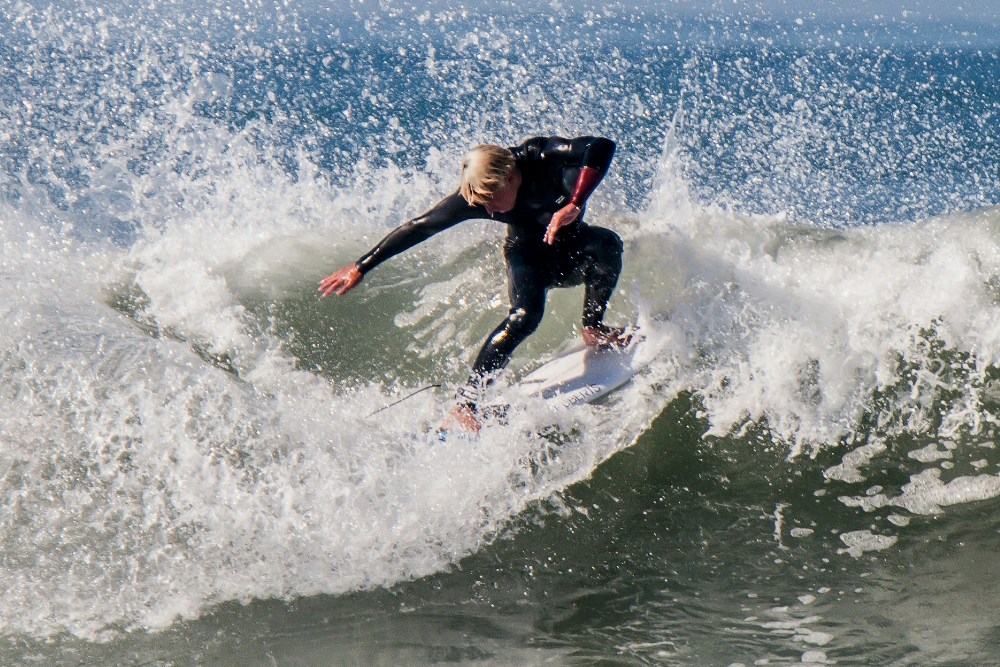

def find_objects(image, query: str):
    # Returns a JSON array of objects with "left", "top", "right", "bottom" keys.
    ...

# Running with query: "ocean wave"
[{"left": 1, "top": 0, "right": 999, "bottom": 642}]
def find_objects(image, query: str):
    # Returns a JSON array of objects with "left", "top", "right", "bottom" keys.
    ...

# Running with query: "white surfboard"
[
  {"left": 513, "top": 339, "right": 646, "bottom": 410},
  {"left": 401, "top": 337, "right": 652, "bottom": 443}
]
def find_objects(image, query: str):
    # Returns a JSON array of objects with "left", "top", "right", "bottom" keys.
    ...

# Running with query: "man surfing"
[{"left": 319, "top": 135, "right": 630, "bottom": 432}]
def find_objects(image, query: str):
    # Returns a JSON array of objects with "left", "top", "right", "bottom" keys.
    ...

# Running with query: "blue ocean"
[{"left": 1, "top": 1, "right": 999, "bottom": 664}]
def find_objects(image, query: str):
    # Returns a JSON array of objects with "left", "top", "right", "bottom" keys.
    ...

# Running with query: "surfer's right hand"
[{"left": 319, "top": 264, "right": 363, "bottom": 298}]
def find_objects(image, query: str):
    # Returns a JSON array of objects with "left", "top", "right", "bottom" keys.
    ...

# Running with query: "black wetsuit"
[{"left": 354, "top": 135, "right": 622, "bottom": 408}]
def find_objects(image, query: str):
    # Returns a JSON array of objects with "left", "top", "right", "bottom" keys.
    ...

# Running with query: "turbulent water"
[{"left": 1, "top": 1, "right": 999, "bottom": 664}]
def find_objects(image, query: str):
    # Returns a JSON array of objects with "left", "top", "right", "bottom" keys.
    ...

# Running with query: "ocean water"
[{"left": 1, "top": 0, "right": 999, "bottom": 664}]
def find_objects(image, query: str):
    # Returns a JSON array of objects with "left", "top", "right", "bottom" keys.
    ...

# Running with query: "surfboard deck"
[
  {"left": 512, "top": 338, "right": 646, "bottom": 410},
  {"left": 410, "top": 337, "right": 650, "bottom": 443}
]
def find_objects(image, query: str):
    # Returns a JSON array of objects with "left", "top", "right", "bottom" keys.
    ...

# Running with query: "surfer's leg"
[
  {"left": 470, "top": 267, "right": 546, "bottom": 377},
  {"left": 579, "top": 226, "right": 623, "bottom": 328},
  {"left": 457, "top": 249, "right": 548, "bottom": 409}
]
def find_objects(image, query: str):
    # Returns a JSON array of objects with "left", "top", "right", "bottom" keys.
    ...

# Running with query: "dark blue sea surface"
[{"left": 1, "top": 1, "right": 999, "bottom": 664}]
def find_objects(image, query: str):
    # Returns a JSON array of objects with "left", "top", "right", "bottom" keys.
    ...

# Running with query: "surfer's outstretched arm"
[{"left": 319, "top": 193, "right": 478, "bottom": 298}]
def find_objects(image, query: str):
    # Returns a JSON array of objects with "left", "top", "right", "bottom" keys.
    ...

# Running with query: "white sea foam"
[
  {"left": 837, "top": 530, "right": 899, "bottom": 557},
  {"left": 5, "top": 118, "right": 1000, "bottom": 637},
  {"left": 840, "top": 469, "right": 1000, "bottom": 516},
  {"left": 638, "top": 156, "right": 1000, "bottom": 457},
  {"left": 0, "top": 148, "right": 675, "bottom": 639}
]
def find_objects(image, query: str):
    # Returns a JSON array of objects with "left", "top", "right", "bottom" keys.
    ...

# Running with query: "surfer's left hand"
[{"left": 544, "top": 203, "right": 581, "bottom": 245}]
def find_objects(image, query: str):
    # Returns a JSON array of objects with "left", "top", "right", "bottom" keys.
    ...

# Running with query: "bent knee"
[
  {"left": 589, "top": 227, "right": 624, "bottom": 257},
  {"left": 506, "top": 306, "right": 543, "bottom": 335}
]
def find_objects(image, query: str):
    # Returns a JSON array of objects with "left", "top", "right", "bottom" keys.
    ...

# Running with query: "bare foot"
[
  {"left": 440, "top": 405, "right": 481, "bottom": 435},
  {"left": 583, "top": 325, "right": 634, "bottom": 350}
]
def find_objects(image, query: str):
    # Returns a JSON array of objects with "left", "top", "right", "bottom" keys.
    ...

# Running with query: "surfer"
[{"left": 319, "top": 135, "right": 629, "bottom": 432}]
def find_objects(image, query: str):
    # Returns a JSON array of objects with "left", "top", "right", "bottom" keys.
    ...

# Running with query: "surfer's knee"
[
  {"left": 592, "top": 227, "right": 623, "bottom": 259},
  {"left": 506, "top": 306, "right": 543, "bottom": 336},
  {"left": 485, "top": 307, "right": 542, "bottom": 349},
  {"left": 583, "top": 229, "right": 623, "bottom": 283}
]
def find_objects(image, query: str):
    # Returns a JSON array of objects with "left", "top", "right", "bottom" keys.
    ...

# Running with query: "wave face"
[{"left": 0, "top": 0, "right": 999, "bottom": 650}]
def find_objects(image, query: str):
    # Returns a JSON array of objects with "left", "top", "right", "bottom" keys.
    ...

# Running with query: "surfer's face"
[{"left": 484, "top": 170, "right": 520, "bottom": 215}]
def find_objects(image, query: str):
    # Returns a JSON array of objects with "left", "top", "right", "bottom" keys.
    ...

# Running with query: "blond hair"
[{"left": 459, "top": 145, "right": 515, "bottom": 206}]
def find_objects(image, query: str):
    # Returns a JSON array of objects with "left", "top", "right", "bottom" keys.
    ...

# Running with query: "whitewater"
[{"left": 1, "top": 1, "right": 999, "bottom": 664}]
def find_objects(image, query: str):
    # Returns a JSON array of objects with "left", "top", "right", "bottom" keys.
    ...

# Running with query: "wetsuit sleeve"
[
  {"left": 567, "top": 136, "right": 615, "bottom": 206},
  {"left": 355, "top": 193, "right": 479, "bottom": 275},
  {"left": 571, "top": 135, "right": 616, "bottom": 173}
]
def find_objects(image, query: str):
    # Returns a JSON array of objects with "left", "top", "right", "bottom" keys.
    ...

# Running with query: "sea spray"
[{"left": 1, "top": 0, "right": 999, "bottom": 648}]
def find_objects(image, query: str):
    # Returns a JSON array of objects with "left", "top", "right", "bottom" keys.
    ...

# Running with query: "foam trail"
[{"left": 0, "top": 160, "right": 678, "bottom": 639}]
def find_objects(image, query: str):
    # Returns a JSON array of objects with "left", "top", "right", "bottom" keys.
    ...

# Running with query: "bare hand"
[
  {"left": 544, "top": 203, "right": 582, "bottom": 245},
  {"left": 319, "top": 264, "right": 363, "bottom": 298}
]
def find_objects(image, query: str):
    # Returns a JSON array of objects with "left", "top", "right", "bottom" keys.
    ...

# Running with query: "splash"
[{"left": 0, "top": 0, "right": 998, "bottom": 642}]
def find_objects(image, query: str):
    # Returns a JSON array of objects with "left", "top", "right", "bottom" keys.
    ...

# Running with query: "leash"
[{"left": 366, "top": 383, "right": 442, "bottom": 417}]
